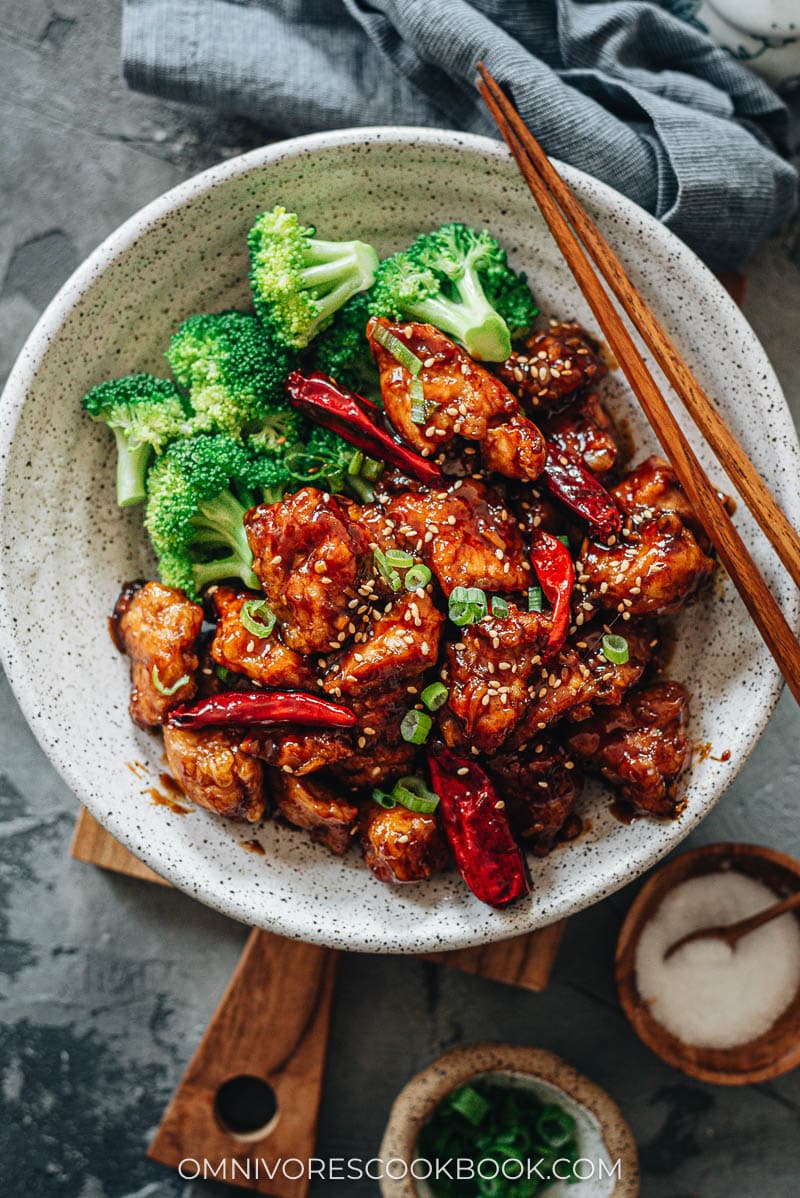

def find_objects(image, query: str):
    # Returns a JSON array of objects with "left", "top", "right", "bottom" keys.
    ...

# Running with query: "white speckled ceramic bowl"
[
  {"left": 1, "top": 129, "right": 798, "bottom": 951},
  {"left": 378, "top": 1044, "right": 639, "bottom": 1196}
]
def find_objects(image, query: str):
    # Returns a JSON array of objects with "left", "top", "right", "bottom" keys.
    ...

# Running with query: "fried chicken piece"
[
  {"left": 323, "top": 590, "right": 443, "bottom": 697},
  {"left": 368, "top": 317, "right": 517, "bottom": 456},
  {"left": 269, "top": 770, "right": 358, "bottom": 854},
  {"left": 581, "top": 513, "right": 714, "bottom": 618},
  {"left": 360, "top": 801, "right": 450, "bottom": 883},
  {"left": 441, "top": 605, "right": 550, "bottom": 753},
  {"left": 544, "top": 392, "right": 621, "bottom": 477},
  {"left": 612, "top": 456, "right": 711, "bottom": 548},
  {"left": 163, "top": 725, "right": 266, "bottom": 822},
  {"left": 387, "top": 479, "right": 531, "bottom": 596},
  {"left": 481, "top": 413, "right": 547, "bottom": 482},
  {"left": 488, "top": 736, "right": 583, "bottom": 853},
  {"left": 241, "top": 728, "right": 351, "bottom": 778},
  {"left": 495, "top": 321, "right": 607, "bottom": 411},
  {"left": 112, "top": 580, "right": 203, "bottom": 727},
  {"left": 329, "top": 687, "right": 418, "bottom": 791},
  {"left": 564, "top": 681, "right": 690, "bottom": 816},
  {"left": 208, "top": 586, "right": 315, "bottom": 689},
  {"left": 244, "top": 487, "right": 369, "bottom": 655},
  {"left": 510, "top": 622, "right": 656, "bottom": 738}
]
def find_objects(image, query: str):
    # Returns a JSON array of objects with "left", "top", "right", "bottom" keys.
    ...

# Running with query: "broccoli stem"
[
  {"left": 190, "top": 490, "right": 259, "bottom": 590},
  {"left": 113, "top": 429, "right": 152, "bottom": 507},
  {"left": 404, "top": 289, "right": 511, "bottom": 362},
  {"left": 301, "top": 241, "right": 379, "bottom": 330}
]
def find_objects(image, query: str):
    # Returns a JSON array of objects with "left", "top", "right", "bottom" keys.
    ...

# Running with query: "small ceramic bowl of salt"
[{"left": 616, "top": 843, "right": 800, "bottom": 1085}]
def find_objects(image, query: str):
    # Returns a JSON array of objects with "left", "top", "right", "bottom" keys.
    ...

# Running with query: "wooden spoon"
[{"left": 663, "top": 891, "right": 800, "bottom": 960}]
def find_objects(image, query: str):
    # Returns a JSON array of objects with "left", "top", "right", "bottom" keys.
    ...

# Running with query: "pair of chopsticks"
[{"left": 477, "top": 63, "right": 800, "bottom": 705}]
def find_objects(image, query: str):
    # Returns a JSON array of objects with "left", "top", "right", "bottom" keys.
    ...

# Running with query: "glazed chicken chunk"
[
  {"left": 613, "top": 456, "right": 711, "bottom": 547},
  {"left": 565, "top": 681, "right": 691, "bottom": 816},
  {"left": 244, "top": 487, "right": 370, "bottom": 654},
  {"left": 208, "top": 586, "right": 315, "bottom": 689},
  {"left": 544, "top": 392, "right": 622, "bottom": 478},
  {"left": 163, "top": 725, "right": 266, "bottom": 822},
  {"left": 269, "top": 770, "right": 358, "bottom": 855},
  {"left": 242, "top": 727, "right": 350, "bottom": 778},
  {"left": 387, "top": 479, "right": 531, "bottom": 596},
  {"left": 360, "top": 801, "right": 450, "bottom": 884},
  {"left": 441, "top": 605, "right": 549, "bottom": 753},
  {"left": 329, "top": 688, "right": 418, "bottom": 791},
  {"left": 324, "top": 590, "right": 443, "bottom": 697},
  {"left": 488, "top": 736, "right": 583, "bottom": 854},
  {"left": 511, "top": 622, "right": 656, "bottom": 738},
  {"left": 495, "top": 320, "right": 607, "bottom": 411},
  {"left": 112, "top": 581, "right": 203, "bottom": 727}
]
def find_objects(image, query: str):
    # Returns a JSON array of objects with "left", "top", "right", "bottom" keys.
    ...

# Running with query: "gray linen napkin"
[{"left": 122, "top": 0, "right": 798, "bottom": 270}]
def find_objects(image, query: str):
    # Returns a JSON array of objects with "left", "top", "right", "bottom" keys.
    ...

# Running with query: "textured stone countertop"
[{"left": 2, "top": 4, "right": 800, "bottom": 1196}]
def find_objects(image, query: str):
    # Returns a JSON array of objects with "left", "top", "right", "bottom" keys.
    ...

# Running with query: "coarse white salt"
[{"left": 635, "top": 871, "right": 800, "bottom": 1049}]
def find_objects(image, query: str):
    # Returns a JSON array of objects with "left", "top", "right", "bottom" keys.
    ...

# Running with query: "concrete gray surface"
[{"left": 1, "top": 3, "right": 800, "bottom": 1195}]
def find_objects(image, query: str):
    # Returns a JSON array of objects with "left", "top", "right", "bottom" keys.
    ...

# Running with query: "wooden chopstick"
[
  {"left": 477, "top": 64, "right": 800, "bottom": 705},
  {"left": 478, "top": 65, "right": 800, "bottom": 594}
]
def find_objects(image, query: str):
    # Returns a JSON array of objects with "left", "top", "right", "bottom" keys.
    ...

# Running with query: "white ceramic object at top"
[
  {"left": 698, "top": 0, "right": 800, "bottom": 88},
  {"left": 0, "top": 129, "right": 798, "bottom": 952}
]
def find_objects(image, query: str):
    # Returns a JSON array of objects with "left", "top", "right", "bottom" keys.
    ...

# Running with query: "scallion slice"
[
  {"left": 421, "top": 682, "right": 449, "bottom": 711},
  {"left": 528, "top": 586, "right": 543, "bottom": 612},
  {"left": 214, "top": 665, "right": 230, "bottom": 682},
  {"left": 392, "top": 775, "right": 440, "bottom": 814},
  {"left": 535, "top": 1105, "right": 576, "bottom": 1149},
  {"left": 490, "top": 595, "right": 509, "bottom": 619},
  {"left": 371, "top": 322, "right": 423, "bottom": 376},
  {"left": 360, "top": 456, "right": 384, "bottom": 481},
  {"left": 465, "top": 587, "right": 488, "bottom": 619},
  {"left": 400, "top": 708, "right": 433, "bottom": 745},
  {"left": 370, "top": 788, "right": 397, "bottom": 809},
  {"left": 601, "top": 633, "right": 629, "bottom": 664},
  {"left": 373, "top": 547, "right": 402, "bottom": 592},
  {"left": 450, "top": 1085, "right": 490, "bottom": 1126},
  {"left": 385, "top": 548, "right": 414, "bottom": 570},
  {"left": 557, "top": 534, "right": 570, "bottom": 547},
  {"left": 347, "top": 449, "right": 364, "bottom": 476},
  {"left": 151, "top": 665, "right": 190, "bottom": 697},
  {"left": 410, "top": 382, "right": 427, "bottom": 426},
  {"left": 405, "top": 563, "right": 432, "bottom": 590},
  {"left": 240, "top": 598, "right": 276, "bottom": 639}
]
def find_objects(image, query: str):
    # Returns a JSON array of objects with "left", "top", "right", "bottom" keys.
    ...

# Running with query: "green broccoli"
[
  {"left": 145, "top": 433, "right": 288, "bottom": 598},
  {"left": 306, "top": 291, "right": 381, "bottom": 401},
  {"left": 370, "top": 223, "right": 537, "bottom": 361},
  {"left": 248, "top": 206, "right": 379, "bottom": 349},
  {"left": 283, "top": 425, "right": 381, "bottom": 504},
  {"left": 166, "top": 310, "right": 293, "bottom": 438},
  {"left": 81, "top": 374, "right": 188, "bottom": 508}
]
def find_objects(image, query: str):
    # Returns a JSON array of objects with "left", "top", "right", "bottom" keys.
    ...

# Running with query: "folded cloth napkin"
[{"left": 122, "top": 0, "right": 798, "bottom": 270}]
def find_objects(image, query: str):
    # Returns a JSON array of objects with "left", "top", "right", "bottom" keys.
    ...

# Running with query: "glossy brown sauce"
[
  {"left": 145, "top": 785, "right": 190, "bottom": 815},
  {"left": 242, "top": 839, "right": 266, "bottom": 855}
]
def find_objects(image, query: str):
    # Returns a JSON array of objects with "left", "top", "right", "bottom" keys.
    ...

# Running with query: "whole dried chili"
[
  {"left": 542, "top": 442, "right": 621, "bottom": 542},
  {"left": 530, "top": 529, "right": 575, "bottom": 659},
  {"left": 166, "top": 690, "right": 357, "bottom": 730},
  {"left": 286, "top": 371, "right": 444, "bottom": 487},
  {"left": 427, "top": 746, "right": 531, "bottom": 908}
]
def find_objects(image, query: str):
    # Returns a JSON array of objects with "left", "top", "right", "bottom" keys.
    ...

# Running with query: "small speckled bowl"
[
  {"left": 1, "top": 129, "right": 799, "bottom": 952},
  {"left": 378, "top": 1043, "right": 639, "bottom": 1196}
]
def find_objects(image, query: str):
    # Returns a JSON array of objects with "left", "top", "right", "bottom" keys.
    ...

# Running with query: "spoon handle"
[{"left": 728, "top": 890, "right": 800, "bottom": 946}]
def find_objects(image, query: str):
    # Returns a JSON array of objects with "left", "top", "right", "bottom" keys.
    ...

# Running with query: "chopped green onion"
[
  {"left": 360, "top": 456, "right": 384, "bottom": 481},
  {"left": 410, "top": 394, "right": 427, "bottom": 425},
  {"left": 528, "top": 586, "right": 543, "bottom": 612},
  {"left": 421, "top": 682, "right": 449, "bottom": 711},
  {"left": 151, "top": 665, "right": 190, "bottom": 697},
  {"left": 400, "top": 708, "right": 433, "bottom": 745},
  {"left": 392, "top": 776, "right": 440, "bottom": 814},
  {"left": 409, "top": 377, "right": 425, "bottom": 401},
  {"left": 326, "top": 467, "right": 345, "bottom": 493},
  {"left": 347, "top": 449, "right": 364, "bottom": 475},
  {"left": 405, "top": 563, "right": 432, "bottom": 590},
  {"left": 466, "top": 587, "right": 488, "bottom": 619},
  {"left": 448, "top": 585, "right": 488, "bottom": 627},
  {"left": 370, "top": 322, "right": 423, "bottom": 376},
  {"left": 450, "top": 1085, "right": 490, "bottom": 1126},
  {"left": 535, "top": 1105, "right": 575, "bottom": 1149},
  {"left": 214, "top": 665, "right": 230, "bottom": 682},
  {"left": 370, "top": 788, "right": 397, "bottom": 809},
  {"left": 385, "top": 549, "right": 414, "bottom": 569},
  {"left": 373, "top": 548, "right": 402, "bottom": 592},
  {"left": 601, "top": 633, "right": 629, "bottom": 664},
  {"left": 240, "top": 598, "right": 276, "bottom": 639},
  {"left": 491, "top": 595, "right": 509, "bottom": 619},
  {"left": 557, "top": 534, "right": 570, "bottom": 547}
]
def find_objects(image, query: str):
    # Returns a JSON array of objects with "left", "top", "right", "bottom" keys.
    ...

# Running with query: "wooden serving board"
[{"left": 71, "top": 807, "right": 564, "bottom": 1195}]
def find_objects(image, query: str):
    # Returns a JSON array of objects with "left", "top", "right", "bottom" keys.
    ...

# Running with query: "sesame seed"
[{"left": 457, "top": 767, "right": 469, "bottom": 776}]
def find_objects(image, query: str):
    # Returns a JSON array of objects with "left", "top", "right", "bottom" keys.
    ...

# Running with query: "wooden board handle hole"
[{"left": 214, "top": 1074, "right": 280, "bottom": 1142}]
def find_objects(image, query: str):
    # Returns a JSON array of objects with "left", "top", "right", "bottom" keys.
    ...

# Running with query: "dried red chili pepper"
[
  {"left": 530, "top": 529, "right": 575, "bottom": 659},
  {"left": 286, "top": 371, "right": 444, "bottom": 487},
  {"left": 427, "top": 746, "right": 531, "bottom": 908},
  {"left": 166, "top": 690, "right": 357, "bottom": 730},
  {"left": 542, "top": 442, "right": 621, "bottom": 541}
]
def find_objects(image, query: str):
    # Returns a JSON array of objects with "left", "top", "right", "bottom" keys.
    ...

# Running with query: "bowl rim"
[
  {"left": 0, "top": 125, "right": 797, "bottom": 951},
  {"left": 615, "top": 842, "right": 800, "bottom": 1084}
]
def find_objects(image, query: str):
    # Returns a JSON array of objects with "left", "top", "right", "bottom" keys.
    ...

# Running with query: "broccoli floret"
[
  {"left": 166, "top": 311, "right": 292, "bottom": 438},
  {"left": 284, "top": 425, "right": 380, "bottom": 504},
  {"left": 145, "top": 433, "right": 281, "bottom": 598},
  {"left": 248, "top": 206, "right": 379, "bottom": 349},
  {"left": 370, "top": 223, "right": 536, "bottom": 361},
  {"left": 81, "top": 374, "right": 188, "bottom": 507},
  {"left": 306, "top": 292, "right": 381, "bottom": 401},
  {"left": 248, "top": 405, "right": 306, "bottom": 454}
]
